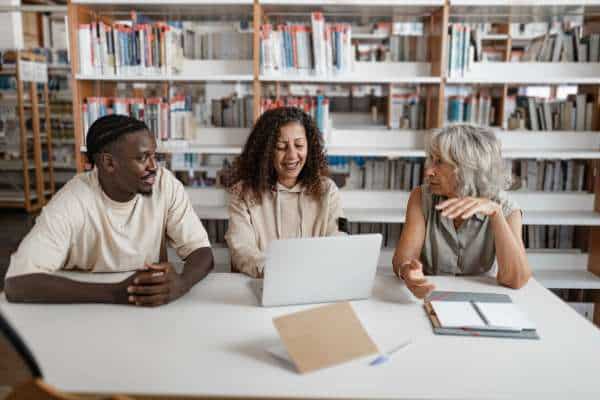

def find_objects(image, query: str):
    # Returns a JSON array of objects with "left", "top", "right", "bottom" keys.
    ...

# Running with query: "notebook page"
[
  {"left": 473, "top": 302, "right": 536, "bottom": 331},
  {"left": 430, "top": 301, "right": 486, "bottom": 329}
]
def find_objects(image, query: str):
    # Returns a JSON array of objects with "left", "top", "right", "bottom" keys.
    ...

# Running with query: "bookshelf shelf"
[
  {"left": 156, "top": 127, "right": 248, "bottom": 154},
  {"left": 377, "top": 247, "right": 600, "bottom": 288},
  {"left": 73, "top": 0, "right": 252, "bottom": 3},
  {"left": 260, "top": 62, "right": 439, "bottom": 84},
  {"left": 481, "top": 34, "right": 509, "bottom": 41},
  {"left": 158, "top": 145, "right": 241, "bottom": 154},
  {"left": 502, "top": 151, "right": 600, "bottom": 159},
  {"left": 534, "top": 270, "right": 600, "bottom": 289},
  {"left": 260, "top": 0, "right": 445, "bottom": 14},
  {"left": 71, "top": 0, "right": 254, "bottom": 11},
  {"left": 352, "top": 33, "right": 390, "bottom": 40},
  {"left": 450, "top": 0, "right": 600, "bottom": 6},
  {"left": 187, "top": 188, "right": 600, "bottom": 225},
  {"left": 191, "top": 205, "right": 600, "bottom": 225},
  {"left": 497, "top": 131, "right": 600, "bottom": 159},
  {"left": 449, "top": 1, "right": 600, "bottom": 23},
  {"left": 180, "top": 243, "right": 600, "bottom": 288},
  {"left": 327, "top": 147, "right": 426, "bottom": 157},
  {"left": 77, "top": 60, "right": 253, "bottom": 83},
  {"left": 447, "top": 63, "right": 600, "bottom": 84},
  {"left": 261, "top": 0, "right": 444, "bottom": 4},
  {"left": 151, "top": 129, "right": 600, "bottom": 159}
]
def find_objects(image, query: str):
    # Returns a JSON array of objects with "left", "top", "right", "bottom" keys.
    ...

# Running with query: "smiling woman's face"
[
  {"left": 273, "top": 122, "right": 308, "bottom": 188},
  {"left": 424, "top": 152, "right": 458, "bottom": 197}
]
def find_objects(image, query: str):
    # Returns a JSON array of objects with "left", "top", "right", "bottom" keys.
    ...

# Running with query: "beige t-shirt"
[{"left": 6, "top": 167, "right": 210, "bottom": 279}]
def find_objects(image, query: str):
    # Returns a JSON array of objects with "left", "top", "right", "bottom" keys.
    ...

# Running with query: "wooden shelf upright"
[{"left": 0, "top": 51, "right": 55, "bottom": 213}]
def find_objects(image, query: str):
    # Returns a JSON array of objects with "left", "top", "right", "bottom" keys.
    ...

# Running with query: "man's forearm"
[
  {"left": 180, "top": 247, "right": 214, "bottom": 292},
  {"left": 4, "top": 274, "right": 120, "bottom": 304}
]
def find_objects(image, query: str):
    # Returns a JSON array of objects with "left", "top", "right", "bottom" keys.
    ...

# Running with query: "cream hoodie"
[{"left": 224, "top": 177, "right": 344, "bottom": 278}]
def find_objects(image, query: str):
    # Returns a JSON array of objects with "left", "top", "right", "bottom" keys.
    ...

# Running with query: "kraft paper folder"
[
  {"left": 273, "top": 302, "right": 378, "bottom": 374},
  {"left": 424, "top": 291, "right": 540, "bottom": 340}
]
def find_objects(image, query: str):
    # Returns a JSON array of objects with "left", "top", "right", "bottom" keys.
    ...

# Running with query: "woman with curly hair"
[
  {"left": 225, "top": 107, "right": 344, "bottom": 278},
  {"left": 392, "top": 125, "right": 531, "bottom": 298}
]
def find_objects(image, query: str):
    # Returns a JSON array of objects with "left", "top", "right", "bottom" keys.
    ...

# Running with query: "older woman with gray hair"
[{"left": 392, "top": 124, "right": 531, "bottom": 298}]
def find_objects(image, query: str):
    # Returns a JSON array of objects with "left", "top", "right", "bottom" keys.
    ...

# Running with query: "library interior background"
[{"left": 1, "top": 0, "right": 600, "bottom": 374}]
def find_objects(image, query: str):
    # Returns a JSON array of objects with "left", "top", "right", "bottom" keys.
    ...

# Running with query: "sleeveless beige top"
[{"left": 420, "top": 184, "right": 520, "bottom": 276}]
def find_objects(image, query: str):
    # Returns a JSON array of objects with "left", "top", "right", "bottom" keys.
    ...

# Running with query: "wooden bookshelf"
[
  {"left": 66, "top": 0, "right": 600, "bottom": 324},
  {"left": 0, "top": 51, "right": 55, "bottom": 213}
]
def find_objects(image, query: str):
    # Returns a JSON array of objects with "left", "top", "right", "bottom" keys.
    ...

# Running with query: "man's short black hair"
[{"left": 86, "top": 114, "right": 149, "bottom": 166}]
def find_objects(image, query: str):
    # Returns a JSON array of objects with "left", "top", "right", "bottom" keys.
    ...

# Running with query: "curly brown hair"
[{"left": 227, "top": 106, "right": 329, "bottom": 203}]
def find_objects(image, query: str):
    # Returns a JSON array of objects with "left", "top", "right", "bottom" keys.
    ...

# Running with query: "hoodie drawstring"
[{"left": 275, "top": 185, "right": 304, "bottom": 239}]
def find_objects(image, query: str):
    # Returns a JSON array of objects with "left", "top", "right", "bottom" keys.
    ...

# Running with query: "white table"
[{"left": 1, "top": 272, "right": 599, "bottom": 399}]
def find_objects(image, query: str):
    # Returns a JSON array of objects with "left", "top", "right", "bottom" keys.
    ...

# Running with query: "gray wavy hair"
[{"left": 426, "top": 124, "right": 511, "bottom": 200}]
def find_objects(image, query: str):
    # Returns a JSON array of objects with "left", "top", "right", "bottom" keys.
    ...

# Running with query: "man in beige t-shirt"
[{"left": 4, "top": 115, "right": 214, "bottom": 306}]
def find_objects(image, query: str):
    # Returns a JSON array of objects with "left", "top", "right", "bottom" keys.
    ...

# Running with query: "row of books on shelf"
[
  {"left": 525, "top": 225, "right": 575, "bottom": 249},
  {"left": 78, "top": 14, "right": 184, "bottom": 76},
  {"left": 363, "top": 22, "right": 424, "bottom": 37},
  {"left": 327, "top": 157, "right": 588, "bottom": 193},
  {"left": 447, "top": 23, "right": 600, "bottom": 77},
  {"left": 510, "top": 159, "right": 587, "bottom": 192},
  {"left": 202, "top": 219, "right": 228, "bottom": 246},
  {"left": 32, "top": 48, "right": 69, "bottom": 66},
  {"left": 354, "top": 35, "right": 427, "bottom": 63},
  {"left": 260, "top": 13, "right": 353, "bottom": 76},
  {"left": 170, "top": 154, "right": 233, "bottom": 172},
  {"left": 486, "top": 22, "right": 561, "bottom": 40},
  {"left": 349, "top": 222, "right": 402, "bottom": 249},
  {"left": 83, "top": 93, "right": 333, "bottom": 143},
  {"left": 447, "top": 24, "right": 477, "bottom": 78},
  {"left": 0, "top": 48, "right": 68, "bottom": 67},
  {"left": 48, "top": 75, "right": 70, "bottom": 92},
  {"left": 520, "top": 26, "right": 600, "bottom": 63},
  {"left": 199, "top": 219, "right": 581, "bottom": 253},
  {"left": 84, "top": 96, "right": 172, "bottom": 143},
  {"left": 211, "top": 95, "right": 254, "bottom": 129},
  {"left": 0, "top": 76, "right": 16, "bottom": 91},
  {"left": 348, "top": 222, "right": 572, "bottom": 250},
  {"left": 165, "top": 156, "right": 589, "bottom": 195},
  {"left": 261, "top": 96, "right": 330, "bottom": 134},
  {"left": 444, "top": 92, "right": 597, "bottom": 131},
  {"left": 260, "top": 16, "right": 430, "bottom": 75},
  {"left": 330, "top": 157, "right": 424, "bottom": 191},
  {"left": 506, "top": 94, "right": 596, "bottom": 131},
  {"left": 390, "top": 94, "right": 426, "bottom": 129},
  {"left": 446, "top": 94, "right": 496, "bottom": 126},
  {"left": 83, "top": 93, "right": 249, "bottom": 144},
  {"left": 182, "top": 22, "right": 252, "bottom": 61}
]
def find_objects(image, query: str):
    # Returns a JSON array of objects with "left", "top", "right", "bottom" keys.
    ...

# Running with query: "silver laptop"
[{"left": 254, "top": 234, "right": 382, "bottom": 307}]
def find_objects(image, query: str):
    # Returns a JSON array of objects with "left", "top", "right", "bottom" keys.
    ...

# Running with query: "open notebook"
[{"left": 430, "top": 300, "right": 536, "bottom": 332}]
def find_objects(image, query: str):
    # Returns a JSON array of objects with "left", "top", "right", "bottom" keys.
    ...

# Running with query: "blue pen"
[{"left": 370, "top": 339, "right": 413, "bottom": 366}]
